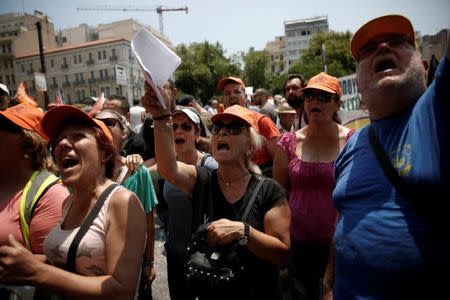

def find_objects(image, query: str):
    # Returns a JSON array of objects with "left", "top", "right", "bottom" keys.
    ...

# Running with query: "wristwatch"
[{"left": 239, "top": 222, "right": 250, "bottom": 246}]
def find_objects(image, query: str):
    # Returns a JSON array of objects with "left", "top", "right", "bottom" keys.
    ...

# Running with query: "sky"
[{"left": 1, "top": 0, "right": 449, "bottom": 56}]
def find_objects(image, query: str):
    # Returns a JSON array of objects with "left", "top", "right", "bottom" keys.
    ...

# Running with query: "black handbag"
[{"left": 184, "top": 174, "right": 265, "bottom": 293}]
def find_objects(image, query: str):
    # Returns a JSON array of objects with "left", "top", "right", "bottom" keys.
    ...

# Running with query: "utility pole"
[{"left": 36, "top": 21, "right": 49, "bottom": 109}]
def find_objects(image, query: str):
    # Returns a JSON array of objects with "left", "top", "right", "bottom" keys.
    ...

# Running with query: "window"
[
  {"left": 92, "top": 90, "right": 96, "bottom": 96},
  {"left": 6, "top": 75, "right": 10, "bottom": 84},
  {"left": 52, "top": 77, "right": 57, "bottom": 85},
  {"left": 104, "top": 69, "right": 108, "bottom": 78},
  {"left": 100, "top": 70, "right": 104, "bottom": 78},
  {"left": 89, "top": 53, "right": 93, "bottom": 60},
  {"left": 98, "top": 51, "right": 102, "bottom": 60},
  {"left": 102, "top": 50, "right": 106, "bottom": 59},
  {"left": 73, "top": 55, "right": 77, "bottom": 64},
  {"left": 75, "top": 74, "right": 79, "bottom": 81},
  {"left": 65, "top": 75, "right": 69, "bottom": 83},
  {"left": 80, "top": 73, "right": 84, "bottom": 81},
  {"left": 78, "top": 55, "right": 82, "bottom": 63},
  {"left": 6, "top": 44, "right": 11, "bottom": 53},
  {"left": 112, "top": 48, "right": 116, "bottom": 56},
  {"left": 50, "top": 59, "right": 54, "bottom": 68},
  {"left": 63, "top": 57, "right": 67, "bottom": 64},
  {"left": 11, "top": 74, "right": 15, "bottom": 83},
  {"left": 81, "top": 89, "right": 85, "bottom": 98},
  {"left": 20, "top": 64, "right": 25, "bottom": 73},
  {"left": 62, "top": 37, "right": 67, "bottom": 43},
  {"left": 91, "top": 71, "right": 94, "bottom": 79}
]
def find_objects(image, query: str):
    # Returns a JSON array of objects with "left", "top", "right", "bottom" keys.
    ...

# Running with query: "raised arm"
[{"left": 140, "top": 83, "right": 197, "bottom": 196}]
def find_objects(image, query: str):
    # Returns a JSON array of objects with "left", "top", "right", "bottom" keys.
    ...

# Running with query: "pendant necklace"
[{"left": 218, "top": 172, "right": 250, "bottom": 187}]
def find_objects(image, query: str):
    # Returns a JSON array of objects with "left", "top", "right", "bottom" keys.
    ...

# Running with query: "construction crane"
[{"left": 76, "top": 6, "right": 188, "bottom": 36}]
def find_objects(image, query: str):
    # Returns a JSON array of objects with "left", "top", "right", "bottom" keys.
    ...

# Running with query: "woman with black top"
[{"left": 141, "top": 84, "right": 291, "bottom": 299}]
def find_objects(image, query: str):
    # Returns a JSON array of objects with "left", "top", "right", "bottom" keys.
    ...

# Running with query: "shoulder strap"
[
  {"left": 66, "top": 183, "right": 119, "bottom": 273},
  {"left": 240, "top": 175, "right": 266, "bottom": 222},
  {"left": 368, "top": 126, "right": 447, "bottom": 233},
  {"left": 368, "top": 126, "right": 411, "bottom": 198},
  {"left": 200, "top": 153, "right": 211, "bottom": 166},
  {"left": 19, "top": 170, "right": 61, "bottom": 251}
]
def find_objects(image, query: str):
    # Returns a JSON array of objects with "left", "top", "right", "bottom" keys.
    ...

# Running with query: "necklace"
[{"left": 218, "top": 172, "right": 250, "bottom": 187}]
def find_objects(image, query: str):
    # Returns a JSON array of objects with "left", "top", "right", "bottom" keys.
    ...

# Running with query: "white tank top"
[{"left": 43, "top": 185, "right": 122, "bottom": 275}]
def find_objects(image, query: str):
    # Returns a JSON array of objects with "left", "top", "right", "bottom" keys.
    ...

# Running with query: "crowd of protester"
[{"left": 0, "top": 13, "right": 448, "bottom": 300}]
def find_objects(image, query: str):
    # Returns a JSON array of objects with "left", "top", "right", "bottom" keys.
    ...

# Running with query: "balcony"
[
  {"left": 98, "top": 76, "right": 113, "bottom": 82},
  {"left": 61, "top": 63, "right": 68, "bottom": 69},
  {"left": 86, "top": 59, "right": 95, "bottom": 66},
  {"left": 88, "top": 78, "right": 96, "bottom": 84},
  {"left": 109, "top": 55, "right": 118, "bottom": 62},
  {"left": 73, "top": 80, "right": 86, "bottom": 86},
  {"left": 62, "top": 81, "right": 71, "bottom": 88}
]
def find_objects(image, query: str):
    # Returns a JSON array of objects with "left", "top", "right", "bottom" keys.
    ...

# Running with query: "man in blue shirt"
[{"left": 326, "top": 15, "right": 450, "bottom": 299}]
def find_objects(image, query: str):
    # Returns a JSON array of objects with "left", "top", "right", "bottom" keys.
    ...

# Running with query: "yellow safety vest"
[{"left": 19, "top": 170, "right": 60, "bottom": 251}]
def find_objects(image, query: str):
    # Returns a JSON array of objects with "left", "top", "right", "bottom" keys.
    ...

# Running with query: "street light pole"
[{"left": 36, "top": 21, "right": 49, "bottom": 110}]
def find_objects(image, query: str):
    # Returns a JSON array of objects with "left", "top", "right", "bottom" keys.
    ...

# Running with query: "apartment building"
[
  {"left": 15, "top": 38, "right": 144, "bottom": 104},
  {"left": 265, "top": 36, "right": 286, "bottom": 74},
  {"left": 284, "top": 16, "right": 328, "bottom": 69}
]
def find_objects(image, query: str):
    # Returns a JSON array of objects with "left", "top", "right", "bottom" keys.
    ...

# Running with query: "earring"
[{"left": 24, "top": 153, "right": 30, "bottom": 159}]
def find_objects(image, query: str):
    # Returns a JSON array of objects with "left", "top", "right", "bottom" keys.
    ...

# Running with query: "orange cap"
[
  {"left": 301, "top": 72, "right": 342, "bottom": 99},
  {"left": 217, "top": 76, "right": 245, "bottom": 91},
  {"left": 211, "top": 104, "right": 259, "bottom": 133},
  {"left": 0, "top": 102, "right": 48, "bottom": 140},
  {"left": 42, "top": 105, "right": 113, "bottom": 143},
  {"left": 351, "top": 15, "right": 415, "bottom": 61}
]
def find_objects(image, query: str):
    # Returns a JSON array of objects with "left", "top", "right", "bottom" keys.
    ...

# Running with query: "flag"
[
  {"left": 88, "top": 92, "right": 104, "bottom": 117},
  {"left": 16, "top": 81, "right": 39, "bottom": 107},
  {"left": 56, "top": 89, "right": 63, "bottom": 106}
]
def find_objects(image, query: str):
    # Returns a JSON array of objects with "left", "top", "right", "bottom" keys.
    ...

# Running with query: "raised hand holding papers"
[{"left": 131, "top": 28, "right": 181, "bottom": 109}]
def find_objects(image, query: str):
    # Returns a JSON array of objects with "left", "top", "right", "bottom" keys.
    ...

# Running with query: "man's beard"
[{"left": 287, "top": 95, "right": 304, "bottom": 109}]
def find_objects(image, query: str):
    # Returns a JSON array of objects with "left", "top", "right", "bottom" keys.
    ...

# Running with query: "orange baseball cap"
[
  {"left": 42, "top": 105, "right": 113, "bottom": 143},
  {"left": 211, "top": 104, "right": 259, "bottom": 133},
  {"left": 217, "top": 76, "right": 245, "bottom": 91},
  {"left": 351, "top": 15, "right": 415, "bottom": 61},
  {"left": 0, "top": 102, "right": 48, "bottom": 140},
  {"left": 301, "top": 72, "right": 342, "bottom": 99}
]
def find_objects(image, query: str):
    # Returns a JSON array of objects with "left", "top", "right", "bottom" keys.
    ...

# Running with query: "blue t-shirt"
[
  {"left": 163, "top": 154, "right": 218, "bottom": 258},
  {"left": 332, "top": 57, "right": 450, "bottom": 299}
]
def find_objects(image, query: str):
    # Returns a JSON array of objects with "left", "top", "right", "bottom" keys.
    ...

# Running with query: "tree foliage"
[
  {"left": 174, "top": 41, "right": 240, "bottom": 103},
  {"left": 289, "top": 31, "right": 356, "bottom": 79},
  {"left": 242, "top": 48, "right": 271, "bottom": 90}
]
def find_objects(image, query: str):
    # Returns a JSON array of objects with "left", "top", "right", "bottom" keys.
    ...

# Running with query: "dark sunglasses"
[
  {"left": 211, "top": 121, "right": 247, "bottom": 135},
  {"left": 359, "top": 34, "right": 411, "bottom": 60},
  {"left": 302, "top": 91, "right": 336, "bottom": 103},
  {"left": 96, "top": 118, "right": 122, "bottom": 128},
  {"left": 172, "top": 122, "right": 193, "bottom": 131}
]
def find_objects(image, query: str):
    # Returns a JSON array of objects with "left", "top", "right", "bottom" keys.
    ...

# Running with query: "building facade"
[
  {"left": 265, "top": 36, "right": 286, "bottom": 74},
  {"left": 284, "top": 16, "right": 328, "bottom": 70},
  {"left": 0, "top": 11, "right": 171, "bottom": 107}
]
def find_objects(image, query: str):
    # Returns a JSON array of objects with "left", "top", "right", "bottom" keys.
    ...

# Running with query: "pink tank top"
[{"left": 278, "top": 132, "right": 337, "bottom": 245}]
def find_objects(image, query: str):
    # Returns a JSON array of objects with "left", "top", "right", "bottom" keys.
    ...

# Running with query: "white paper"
[{"left": 131, "top": 28, "right": 182, "bottom": 109}]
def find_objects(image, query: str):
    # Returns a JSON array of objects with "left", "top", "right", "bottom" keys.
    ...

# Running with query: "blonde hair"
[
  {"left": 22, "top": 129, "right": 57, "bottom": 173},
  {"left": 245, "top": 127, "right": 262, "bottom": 174}
]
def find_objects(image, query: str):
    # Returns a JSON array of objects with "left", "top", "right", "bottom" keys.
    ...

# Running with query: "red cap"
[
  {"left": 301, "top": 72, "right": 342, "bottom": 99},
  {"left": 217, "top": 76, "right": 245, "bottom": 91},
  {"left": 0, "top": 102, "right": 48, "bottom": 140},
  {"left": 42, "top": 105, "right": 113, "bottom": 143},
  {"left": 211, "top": 105, "right": 259, "bottom": 133},
  {"left": 351, "top": 15, "right": 415, "bottom": 61}
]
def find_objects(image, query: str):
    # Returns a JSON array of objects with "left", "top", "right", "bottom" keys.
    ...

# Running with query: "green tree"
[
  {"left": 175, "top": 41, "right": 240, "bottom": 103},
  {"left": 242, "top": 48, "right": 271, "bottom": 89},
  {"left": 289, "top": 31, "right": 355, "bottom": 79}
]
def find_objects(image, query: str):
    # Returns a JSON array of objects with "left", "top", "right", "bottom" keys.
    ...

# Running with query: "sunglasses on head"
[
  {"left": 96, "top": 117, "right": 122, "bottom": 128},
  {"left": 172, "top": 122, "right": 193, "bottom": 131},
  {"left": 302, "top": 91, "right": 336, "bottom": 103},
  {"left": 211, "top": 121, "right": 247, "bottom": 135}
]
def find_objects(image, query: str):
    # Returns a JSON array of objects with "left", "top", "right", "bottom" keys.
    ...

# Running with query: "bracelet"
[
  {"left": 152, "top": 119, "right": 173, "bottom": 130},
  {"left": 143, "top": 258, "right": 154, "bottom": 267},
  {"left": 153, "top": 114, "right": 172, "bottom": 120}
]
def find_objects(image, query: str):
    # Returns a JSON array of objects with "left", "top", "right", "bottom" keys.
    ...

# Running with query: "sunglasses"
[
  {"left": 96, "top": 118, "right": 122, "bottom": 128},
  {"left": 359, "top": 34, "right": 411, "bottom": 60},
  {"left": 172, "top": 122, "right": 193, "bottom": 131},
  {"left": 302, "top": 91, "right": 336, "bottom": 103},
  {"left": 211, "top": 121, "right": 247, "bottom": 135}
]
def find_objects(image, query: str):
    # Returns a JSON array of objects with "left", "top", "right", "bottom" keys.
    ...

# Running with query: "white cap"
[
  {"left": 172, "top": 107, "right": 200, "bottom": 125},
  {"left": 0, "top": 83, "right": 9, "bottom": 96}
]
